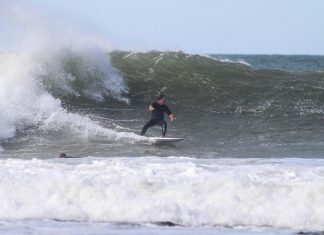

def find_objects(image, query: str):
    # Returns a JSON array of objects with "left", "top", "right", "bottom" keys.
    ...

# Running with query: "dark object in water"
[
  {"left": 59, "top": 153, "right": 84, "bottom": 158},
  {"left": 155, "top": 221, "right": 178, "bottom": 226},
  {"left": 59, "top": 153, "right": 67, "bottom": 158},
  {"left": 297, "top": 231, "right": 324, "bottom": 235}
]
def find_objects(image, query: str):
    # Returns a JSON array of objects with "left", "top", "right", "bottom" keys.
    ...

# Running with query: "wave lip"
[
  {"left": 0, "top": 157, "right": 324, "bottom": 230},
  {"left": 40, "top": 48, "right": 129, "bottom": 102}
]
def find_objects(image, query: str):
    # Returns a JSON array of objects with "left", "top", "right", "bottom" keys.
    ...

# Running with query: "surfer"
[
  {"left": 59, "top": 153, "right": 83, "bottom": 158},
  {"left": 140, "top": 94, "right": 176, "bottom": 137}
]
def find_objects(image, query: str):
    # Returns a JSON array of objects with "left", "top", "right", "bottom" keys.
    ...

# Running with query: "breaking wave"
[{"left": 2, "top": 49, "right": 324, "bottom": 144}]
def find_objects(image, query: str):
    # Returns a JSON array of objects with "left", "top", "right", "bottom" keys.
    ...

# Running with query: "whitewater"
[{"left": 1, "top": 156, "right": 324, "bottom": 229}]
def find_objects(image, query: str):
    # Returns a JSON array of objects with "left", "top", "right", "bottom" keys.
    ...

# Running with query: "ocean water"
[{"left": 1, "top": 49, "right": 324, "bottom": 235}]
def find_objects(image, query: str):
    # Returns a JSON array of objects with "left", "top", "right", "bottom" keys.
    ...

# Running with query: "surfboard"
[{"left": 149, "top": 137, "right": 184, "bottom": 144}]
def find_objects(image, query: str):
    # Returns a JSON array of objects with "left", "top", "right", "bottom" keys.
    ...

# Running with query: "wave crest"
[{"left": 40, "top": 48, "right": 128, "bottom": 102}]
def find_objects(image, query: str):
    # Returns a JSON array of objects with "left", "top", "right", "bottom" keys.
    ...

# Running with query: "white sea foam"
[{"left": 0, "top": 157, "right": 324, "bottom": 230}]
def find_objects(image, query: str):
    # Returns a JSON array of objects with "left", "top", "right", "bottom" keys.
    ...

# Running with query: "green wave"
[{"left": 111, "top": 51, "right": 324, "bottom": 117}]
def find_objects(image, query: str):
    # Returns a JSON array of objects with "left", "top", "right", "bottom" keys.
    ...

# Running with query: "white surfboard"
[{"left": 149, "top": 137, "right": 184, "bottom": 144}]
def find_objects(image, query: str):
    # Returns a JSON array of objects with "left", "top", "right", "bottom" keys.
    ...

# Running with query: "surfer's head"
[{"left": 157, "top": 94, "right": 166, "bottom": 105}]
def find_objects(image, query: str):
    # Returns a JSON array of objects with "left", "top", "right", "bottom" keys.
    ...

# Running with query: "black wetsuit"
[{"left": 140, "top": 102, "right": 172, "bottom": 136}]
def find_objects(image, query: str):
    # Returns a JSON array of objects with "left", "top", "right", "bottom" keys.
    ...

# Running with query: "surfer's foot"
[{"left": 161, "top": 135, "right": 165, "bottom": 138}]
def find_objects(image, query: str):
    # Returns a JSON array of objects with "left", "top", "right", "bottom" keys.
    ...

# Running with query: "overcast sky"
[{"left": 1, "top": 0, "right": 324, "bottom": 54}]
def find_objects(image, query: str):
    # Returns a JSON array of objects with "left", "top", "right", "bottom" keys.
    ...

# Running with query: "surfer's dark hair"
[{"left": 157, "top": 94, "right": 165, "bottom": 100}]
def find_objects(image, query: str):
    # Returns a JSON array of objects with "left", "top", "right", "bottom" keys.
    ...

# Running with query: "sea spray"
[{"left": 0, "top": 3, "right": 141, "bottom": 145}]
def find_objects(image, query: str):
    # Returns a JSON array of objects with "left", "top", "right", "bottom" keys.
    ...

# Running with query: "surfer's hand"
[
  {"left": 169, "top": 114, "right": 176, "bottom": 121},
  {"left": 148, "top": 105, "right": 155, "bottom": 112}
]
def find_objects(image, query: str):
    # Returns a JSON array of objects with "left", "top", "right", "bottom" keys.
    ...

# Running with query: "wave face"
[
  {"left": 1, "top": 157, "right": 324, "bottom": 230},
  {"left": 112, "top": 51, "right": 324, "bottom": 117}
]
